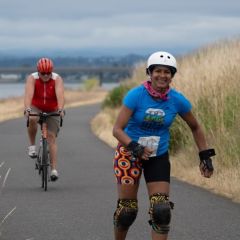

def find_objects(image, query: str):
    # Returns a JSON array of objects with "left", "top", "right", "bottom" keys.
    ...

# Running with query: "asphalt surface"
[{"left": 0, "top": 104, "right": 239, "bottom": 240}]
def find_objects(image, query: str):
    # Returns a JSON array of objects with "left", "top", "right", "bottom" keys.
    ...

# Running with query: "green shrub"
[
  {"left": 223, "top": 94, "right": 240, "bottom": 129},
  {"left": 83, "top": 77, "right": 100, "bottom": 91},
  {"left": 196, "top": 98, "right": 217, "bottom": 131},
  {"left": 102, "top": 83, "right": 135, "bottom": 108},
  {"left": 169, "top": 116, "right": 191, "bottom": 154}
]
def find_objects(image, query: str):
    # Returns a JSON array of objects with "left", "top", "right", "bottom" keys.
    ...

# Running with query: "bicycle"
[{"left": 27, "top": 112, "right": 63, "bottom": 191}]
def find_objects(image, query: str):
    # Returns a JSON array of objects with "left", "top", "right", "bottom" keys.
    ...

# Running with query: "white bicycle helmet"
[{"left": 147, "top": 51, "right": 177, "bottom": 75}]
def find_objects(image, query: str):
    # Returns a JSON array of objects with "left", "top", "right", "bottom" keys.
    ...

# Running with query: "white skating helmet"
[{"left": 147, "top": 51, "right": 177, "bottom": 75}]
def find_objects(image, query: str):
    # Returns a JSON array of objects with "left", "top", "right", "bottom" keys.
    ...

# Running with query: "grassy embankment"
[{"left": 91, "top": 38, "right": 240, "bottom": 202}]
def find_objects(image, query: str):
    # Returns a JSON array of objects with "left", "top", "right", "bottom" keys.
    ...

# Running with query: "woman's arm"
[
  {"left": 180, "top": 111, "right": 215, "bottom": 178},
  {"left": 180, "top": 111, "right": 208, "bottom": 151},
  {"left": 113, "top": 105, "right": 153, "bottom": 160},
  {"left": 112, "top": 105, "right": 133, "bottom": 146}
]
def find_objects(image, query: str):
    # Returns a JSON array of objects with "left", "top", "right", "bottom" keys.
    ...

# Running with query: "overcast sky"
[{"left": 0, "top": 0, "right": 239, "bottom": 57}]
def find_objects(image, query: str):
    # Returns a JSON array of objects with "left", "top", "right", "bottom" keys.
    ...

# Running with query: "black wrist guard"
[
  {"left": 126, "top": 141, "right": 145, "bottom": 158},
  {"left": 199, "top": 148, "right": 216, "bottom": 171}
]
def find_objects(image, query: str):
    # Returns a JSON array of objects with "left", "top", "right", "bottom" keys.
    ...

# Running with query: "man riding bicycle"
[{"left": 24, "top": 58, "right": 65, "bottom": 181}]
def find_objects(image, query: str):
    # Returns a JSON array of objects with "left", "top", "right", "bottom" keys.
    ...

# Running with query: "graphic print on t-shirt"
[{"left": 140, "top": 108, "right": 165, "bottom": 131}]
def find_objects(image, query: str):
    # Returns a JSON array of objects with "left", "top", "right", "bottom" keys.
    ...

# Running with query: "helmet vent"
[{"left": 160, "top": 55, "right": 163, "bottom": 57}]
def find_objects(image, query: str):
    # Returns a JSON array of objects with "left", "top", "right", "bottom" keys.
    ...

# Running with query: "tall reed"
[{"left": 172, "top": 38, "right": 240, "bottom": 167}]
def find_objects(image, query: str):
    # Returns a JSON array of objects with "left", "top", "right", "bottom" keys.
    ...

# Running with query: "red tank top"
[{"left": 31, "top": 73, "right": 58, "bottom": 112}]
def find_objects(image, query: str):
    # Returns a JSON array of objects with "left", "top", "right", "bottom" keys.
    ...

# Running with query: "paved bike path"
[{"left": 0, "top": 104, "right": 239, "bottom": 240}]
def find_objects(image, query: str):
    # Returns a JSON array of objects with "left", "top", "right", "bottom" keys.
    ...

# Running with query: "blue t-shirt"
[{"left": 123, "top": 85, "right": 192, "bottom": 156}]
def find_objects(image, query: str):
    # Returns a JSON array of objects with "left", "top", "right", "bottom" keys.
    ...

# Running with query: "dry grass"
[
  {"left": 91, "top": 108, "right": 118, "bottom": 148},
  {"left": 0, "top": 97, "right": 24, "bottom": 122},
  {"left": 171, "top": 152, "right": 240, "bottom": 202}
]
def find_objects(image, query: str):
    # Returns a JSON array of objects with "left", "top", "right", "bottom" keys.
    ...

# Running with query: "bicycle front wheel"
[{"left": 42, "top": 138, "right": 49, "bottom": 191}]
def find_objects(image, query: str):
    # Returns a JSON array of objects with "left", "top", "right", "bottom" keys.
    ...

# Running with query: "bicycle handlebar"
[{"left": 26, "top": 112, "right": 64, "bottom": 127}]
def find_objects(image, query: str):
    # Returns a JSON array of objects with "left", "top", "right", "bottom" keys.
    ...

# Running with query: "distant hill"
[
  {"left": 0, "top": 54, "right": 147, "bottom": 83},
  {"left": 0, "top": 54, "right": 146, "bottom": 68}
]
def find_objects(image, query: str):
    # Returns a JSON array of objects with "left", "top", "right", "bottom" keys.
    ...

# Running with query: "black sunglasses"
[{"left": 40, "top": 72, "right": 52, "bottom": 75}]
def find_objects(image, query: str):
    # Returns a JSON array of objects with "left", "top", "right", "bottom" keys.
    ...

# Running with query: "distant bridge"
[
  {"left": 0, "top": 66, "right": 133, "bottom": 84},
  {"left": 0, "top": 66, "right": 133, "bottom": 74}
]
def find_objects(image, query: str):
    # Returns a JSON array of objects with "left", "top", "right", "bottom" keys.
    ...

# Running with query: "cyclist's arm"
[
  {"left": 55, "top": 75, "right": 65, "bottom": 110},
  {"left": 24, "top": 75, "right": 35, "bottom": 109}
]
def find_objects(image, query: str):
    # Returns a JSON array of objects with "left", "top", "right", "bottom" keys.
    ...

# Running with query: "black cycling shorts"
[{"left": 142, "top": 152, "right": 170, "bottom": 183}]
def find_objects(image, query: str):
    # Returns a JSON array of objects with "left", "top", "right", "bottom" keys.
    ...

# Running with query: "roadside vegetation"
[
  {"left": 82, "top": 77, "right": 100, "bottom": 91},
  {"left": 91, "top": 38, "right": 240, "bottom": 202}
]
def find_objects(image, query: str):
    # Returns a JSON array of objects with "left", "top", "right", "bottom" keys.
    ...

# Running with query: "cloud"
[
  {"left": 0, "top": 0, "right": 240, "bottom": 55},
  {"left": 1, "top": 0, "right": 240, "bottom": 19}
]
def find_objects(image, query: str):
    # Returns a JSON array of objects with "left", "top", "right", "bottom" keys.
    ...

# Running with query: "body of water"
[{"left": 0, "top": 82, "right": 120, "bottom": 99}]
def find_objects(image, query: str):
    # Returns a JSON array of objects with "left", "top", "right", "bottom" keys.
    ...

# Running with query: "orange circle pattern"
[{"left": 113, "top": 144, "right": 142, "bottom": 185}]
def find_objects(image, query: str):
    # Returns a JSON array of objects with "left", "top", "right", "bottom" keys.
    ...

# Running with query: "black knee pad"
[
  {"left": 113, "top": 199, "right": 138, "bottom": 231},
  {"left": 149, "top": 193, "right": 174, "bottom": 234}
]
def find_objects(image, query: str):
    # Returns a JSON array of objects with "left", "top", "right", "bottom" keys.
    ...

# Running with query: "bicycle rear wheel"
[{"left": 42, "top": 138, "right": 49, "bottom": 191}]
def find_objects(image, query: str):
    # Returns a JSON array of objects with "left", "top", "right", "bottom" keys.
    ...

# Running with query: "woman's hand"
[
  {"left": 199, "top": 149, "right": 215, "bottom": 178},
  {"left": 199, "top": 162, "right": 214, "bottom": 178},
  {"left": 141, "top": 147, "right": 154, "bottom": 160}
]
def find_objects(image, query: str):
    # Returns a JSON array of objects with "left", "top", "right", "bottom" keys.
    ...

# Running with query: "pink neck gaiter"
[{"left": 143, "top": 80, "right": 170, "bottom": 101}]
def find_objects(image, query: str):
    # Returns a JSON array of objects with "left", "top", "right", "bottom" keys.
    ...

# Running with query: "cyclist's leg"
[
  {"left": 28, "top": 116, "right": 38, "bottom": 145},
  {"left": 28, "top": 106, "right": 40, "bottom": 145},
  {"left": 113, "top": 144, "right": 142, "bottom": 240},
  {"left": 47, "top": 116, "right": 60, "bottom": 170},
  {"left": 47, "top": 130, "right": 57, "bottom": 169},
  {"left": 143, "top": 152, "right": 172, "bottom": 240},
  {"left": 27, "top": 109, "right": 38, "bottom": 157}
]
